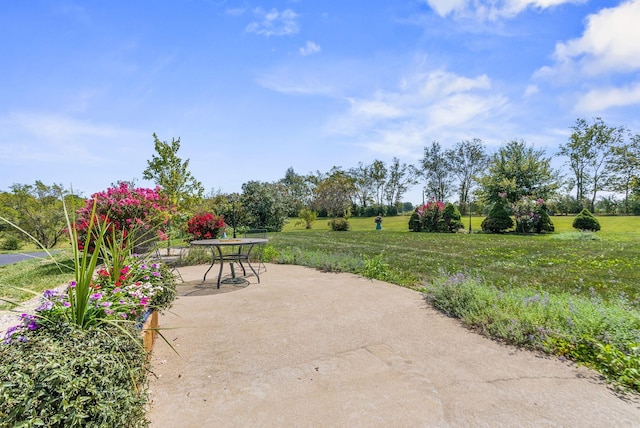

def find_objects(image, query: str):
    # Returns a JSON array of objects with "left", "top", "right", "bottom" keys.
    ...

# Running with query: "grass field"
[{"left": 276, "top": 214, "right": 640, "bottom": 301}]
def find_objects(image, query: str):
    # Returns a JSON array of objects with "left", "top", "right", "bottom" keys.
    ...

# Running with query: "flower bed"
[{"left": 0, "top": 186, "right": 177, "bottom": 427}]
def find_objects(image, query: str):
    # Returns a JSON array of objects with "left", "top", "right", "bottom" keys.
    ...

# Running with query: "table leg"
[
  {"left": 244, "top": 243, "right": 261, "bottom": 283},
  {"left": 201, "top": 245, "right": 224, "bottom": 289}
]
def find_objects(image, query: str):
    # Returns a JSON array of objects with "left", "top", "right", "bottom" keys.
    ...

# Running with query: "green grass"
[
  {"left": 0, "top": 251, "right": 75, "bottom": 308},
  {"left": 276, "top": 215, "right": 640, "bottom": 302}
]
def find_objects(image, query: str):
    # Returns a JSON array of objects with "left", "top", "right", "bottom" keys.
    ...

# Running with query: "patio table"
[{"left": 190, "top": 238, "right": 268, "bottom": 288}]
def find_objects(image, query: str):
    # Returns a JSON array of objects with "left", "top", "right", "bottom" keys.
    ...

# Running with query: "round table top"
[{"left": 190, "top": 238, "right": 268, "bottom": 246}]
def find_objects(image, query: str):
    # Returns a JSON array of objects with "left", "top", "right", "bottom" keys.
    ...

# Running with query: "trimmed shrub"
[
  {"left": 572, "top": 208, "right": 601, "bottom": 231},
  {"left": 481, "top": 200, "right": 514, "bottom": 233},
  {"left": 409, "top": 200, "right": 460, "bottom": 233},
  {"left": 328, "top": 218, "right": 350, "bottom": 231},
  {"left": 0, "top": 324, "right": 148, "bottom": 427},
  {"left": 442, "top": 203, "right": 464, "bottom": 232},
  {"left": 534, "top": 204, "right": 555, "bottom": 234}
]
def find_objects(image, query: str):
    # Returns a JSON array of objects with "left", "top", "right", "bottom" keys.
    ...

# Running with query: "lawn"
[{"left": 276, "top": 214, "right": 640, "bottom": 302}]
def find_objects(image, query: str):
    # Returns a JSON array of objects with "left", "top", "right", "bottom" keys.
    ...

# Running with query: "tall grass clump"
[{"left": 422, "top": 273, "right": 640, "bottom": 391}]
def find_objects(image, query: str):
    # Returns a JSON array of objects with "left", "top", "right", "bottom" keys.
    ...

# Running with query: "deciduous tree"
[{"left": 479, "top": 140, "right": 558, "bottom": 204}]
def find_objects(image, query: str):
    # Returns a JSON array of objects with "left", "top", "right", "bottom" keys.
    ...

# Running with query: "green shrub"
[
  {"left": 534, "top": 204, "right": 555, "bottom": 233},
  {"left": 408, "top": 211, "right": 422, "bottom": 232},
  {"left": 1, "top": 235, "right": 21, "bottom": 251},
  {"left": 481, "top": 200, "right": 514, "bottom": 233},
  {"left": 573, "top": 208, "right": 601, "bottom": 231},
  {"left": 328, "top": 218, "right": 350, "bottom": 231},
  {"left": 422, "top": 273, "right": 640, "bottom": 391},
  {"left": 0, "top": 323, "right": 149, "bottom": 427},
  {"left": 442, "top": 203, "right": 464, "bottom": 232}
]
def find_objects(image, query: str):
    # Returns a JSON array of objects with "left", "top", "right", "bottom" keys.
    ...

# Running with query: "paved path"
[
  {"left": 0, "top": 252, "right": 53, "bottom": 266},
  {"left": 148, "top": 263, "right": 640, "bottom": 427}
]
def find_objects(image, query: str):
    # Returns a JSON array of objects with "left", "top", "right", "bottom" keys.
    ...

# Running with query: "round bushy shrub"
[
  {"left": 0, "top": 324, "right": 148, "bottom": 427},
  {"left": 481, "top": 200, "right": 514, "bottom": 233},
  {"left": 0, "top": 235, "right": 20, "bottom": 251},
  {"left": 408, "top": 211, "right": 422, "bottom": 232},
  {"left": 442, "top": 203, "right": 464, "bottom": 232},
  {"left": 534, "top": 204, "right": 555, "bottom": 233},
  {"left": 328, "top": 218, "right": 350, "bottom": 231},
  {"left": 572, "top": 208, "right": 600, "bottom": 231}
]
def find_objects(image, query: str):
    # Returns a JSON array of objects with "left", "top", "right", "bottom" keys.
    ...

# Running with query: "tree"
[
  {"left": 143, "top": 134, "right": 205, "bottom": 251},
  {"left": 370, "top": 159, "right": 387, "bottom": 206},
  {"left": 559, "top": 118, "right": 626, "bottom": 212},
  {"left": 609, "top": 133, "right": 640, "bottom": 213},
  {"left": 420, "top": 141, "right": 454, "bottom": 202},
  {"left": 349, "top": 162, "right": 376, "bottom": 209},
  {"left": 240, "top": 181, "right": 288, "bottom": 232},
  {"left": 1, "top": 181, "right": 75, "bottom": 248},
  {"left": 143, "top": 133, "right": 205, "bottom": 216},
  {"left": 279, "top": 167, "right": 313, "bottom": 217},
  {"left": 478, "top": 140, "right": 558, "bottom": 204},
  {"left": 445, "top": 139, "right": 488, "bottom": 213},
  {"left": 312, "top": 167, "right": 356, "bottom": 217},
  {"left": 383, "top": 157, "right": 419, "bottom": 207}
]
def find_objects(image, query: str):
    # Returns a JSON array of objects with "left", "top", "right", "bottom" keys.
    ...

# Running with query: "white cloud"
[
  {"left": 0, "top": 111, "right": 143, "bottom": 164},
  {"left": 575, "top": 81, "right": 640, "bottom": 112},
  {"left": 246, "top": 8, "right": 299, "bottom": 37},
  {"left": 524, "top": 84, "right": 539, "bottom": 97},
  {"left": 299, "top": 41, "right": 321, "bottom": 56},
  {"left": 551, "top": 0, "right": 640, "bottom": 75},
  {"left": 326, "top": 68, "right": 509, "bottom": 156},
  {"left": 424, "top": 0, "right": 584, "bottom": 20}
]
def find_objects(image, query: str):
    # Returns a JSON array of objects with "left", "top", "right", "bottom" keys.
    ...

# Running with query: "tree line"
[{"left": 2, "top": 117, "right": 639, "bottom": 247}]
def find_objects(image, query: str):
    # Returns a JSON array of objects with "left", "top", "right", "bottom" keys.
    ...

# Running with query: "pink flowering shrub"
[
  {"left": 409, "top": 200, "right": 462, "bottom": 232},
  {"left": 74, "top": 183, "right": 173, "bottom": 252}
]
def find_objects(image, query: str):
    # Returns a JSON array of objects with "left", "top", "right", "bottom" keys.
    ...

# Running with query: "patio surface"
[{"left": 147, "top": 263, "right": 640, "bottom": 427}]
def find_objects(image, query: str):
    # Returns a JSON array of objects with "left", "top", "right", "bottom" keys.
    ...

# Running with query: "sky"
[{"left": 1, "top": 0, "right": 639, "bottom": 204}]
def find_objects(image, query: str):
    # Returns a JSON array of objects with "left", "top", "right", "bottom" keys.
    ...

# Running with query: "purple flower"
[
  {"left": 63, "top": 302, "right": 71, "bottom": 307},
  {"left": 69, "top": 281, "right": 77, "bottom": 288},
  {"left": 152, "top": 271, "right": 161, "bottom": 277},
  {"left": 36, "top": 301, "right": 54, "bottom": 312},
  {"left": 27, "top": 321, "right": 39, "bottom": 331},
  {"left": 90, "top": 293, "right": 103, "bottom": 300},
  {"left": 43, "top": 289, "right": 59, "bottom": 299},
  {"left": 101, "top": 301, "right": 113, "bottom": 307}
]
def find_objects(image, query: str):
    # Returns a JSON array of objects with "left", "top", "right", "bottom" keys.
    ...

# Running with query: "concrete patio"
[{"left": 147, "top": 263, "right": 640, "bottom": 427}]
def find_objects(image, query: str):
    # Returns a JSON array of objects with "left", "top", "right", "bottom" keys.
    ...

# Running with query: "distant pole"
[{"left": 468, "top": 199, "right": 473, "bottom": 233}]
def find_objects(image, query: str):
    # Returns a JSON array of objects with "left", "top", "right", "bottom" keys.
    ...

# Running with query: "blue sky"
[{"left": 1, "top": 0, "right": 639, "bottom": 204}]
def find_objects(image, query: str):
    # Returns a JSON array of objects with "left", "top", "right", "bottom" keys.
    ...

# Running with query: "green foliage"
[
  {"left": 0, "top": 181, "right": 74, "bottom": 249},
  {"left": 143, "top": 133, "right": 204, "bottom": 213},
  {"left": 442, "top": 203, "right": 464, "bottom": 232},
  {"left": 328, "top": 217, "right": 350, "bottom": 231},
  {"left": 241, "top": 181, "right": 288, "bottom": 232},
  {"left": 409, "top": 202, "right": 463, "bottom": 233},
  {"left": 481, "top": 199, "right": 514, "bottom": 233},
  {"left": 573, "top": 208, "right": 601, "bottom": 231},
  {"left": 296, "top": 208, "right": 318, "bottom": 229},
  {"left": 0, "top": 323, "right": 149, "bottom": 427},
  {"left": 313, "top": 167, "right": 356, "bottom": 218},
  {"left": 422, "top": 273, "right": 640, "bottom": 391},
  {"left": 359, "top": 253, "right": 401, "bottom": 283},
  {"left": 534, "top": 204, "right": 555, "bottom": 233},
  {"left": 479, "top": 140, "right": 558, "bottom": 204},
  {"left": 1, "top": 235, "right": 21, "bottom": 251}
]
